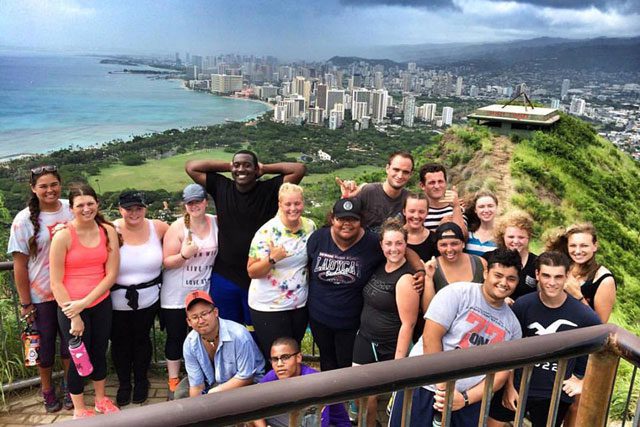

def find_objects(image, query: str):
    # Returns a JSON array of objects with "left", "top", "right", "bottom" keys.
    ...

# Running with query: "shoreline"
[{"left": 179, "top": 80, "right": 275, "bottom": 111}]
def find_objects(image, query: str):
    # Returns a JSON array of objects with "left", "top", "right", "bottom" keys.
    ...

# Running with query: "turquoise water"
[{"left": 0, "top": 53, "right": 270, "bottom": 158}]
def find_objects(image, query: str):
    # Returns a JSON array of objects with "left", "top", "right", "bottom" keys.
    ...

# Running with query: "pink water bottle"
[{"left": 68, "top": 336, "right": 93, "bottom": 377}]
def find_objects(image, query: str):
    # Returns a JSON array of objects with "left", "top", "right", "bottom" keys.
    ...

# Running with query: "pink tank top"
[{"left": 63, "top": 224, "right": 110, "bottom": 308}]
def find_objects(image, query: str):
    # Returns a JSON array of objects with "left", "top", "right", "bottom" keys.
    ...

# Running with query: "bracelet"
[
  {"left": 20, "top": 302, "right": 33, "bottom": 309},
  {"left": 461, "top": 390, "right": 470, "bottom": 407},
  {"left": 180, "top": 252, "right": 189, "bottom": 260}
]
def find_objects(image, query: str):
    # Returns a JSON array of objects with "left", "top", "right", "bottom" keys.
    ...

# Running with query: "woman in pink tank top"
[{"left": 50, "top": 183, "right": 121, "bottom": 420}]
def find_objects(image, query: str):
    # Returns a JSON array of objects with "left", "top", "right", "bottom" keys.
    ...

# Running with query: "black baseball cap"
[
  {"left": 119, "top": 191, "right": 147, "bottom": 208},
  {"left": 333, "top": 198, "right": 362, "bottom": 220},
  {"left": 434, "top": 222, "right": 465, "bottom": 242}
]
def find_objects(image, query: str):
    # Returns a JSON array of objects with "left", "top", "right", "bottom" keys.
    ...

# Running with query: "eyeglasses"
[
  {"left": 31, "top": 165, "right": 58, "bottom": 175},
  {"left": 269, "top": 352, "right": 299, "bottom": 364},
  {"left": 188, "top": 308, "right": 214, "bottom": 322}
]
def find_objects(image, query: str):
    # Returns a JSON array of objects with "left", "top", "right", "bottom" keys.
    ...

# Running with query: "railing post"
[{"left": 575, "top": 349, "right": 620, "bottom": 427}]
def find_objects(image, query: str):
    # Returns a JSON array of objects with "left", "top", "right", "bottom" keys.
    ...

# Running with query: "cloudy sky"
[{"left": 1, "top": 0, "right": 638, "bottom": 60}]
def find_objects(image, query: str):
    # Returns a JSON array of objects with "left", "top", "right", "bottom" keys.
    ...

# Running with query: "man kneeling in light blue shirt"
[{"left": 176, "top": 290, "right": 265, "bottom": 398}]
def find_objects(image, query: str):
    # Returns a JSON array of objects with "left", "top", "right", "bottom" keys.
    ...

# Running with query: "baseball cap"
[
  {"left": 118, "top": 190, "right": 147, "bottom": 208},
  {"left": 434, "top": 222, "right": 465, "bottom": 242},
  {"left": 184, "top": 290, "right": 215, "bottom": 311},
  {"left": 333, "top": 198, "right": 362, "bottom": 220},
  {"left": 182, "top": 184, "right": 207, "bottom": 203}
]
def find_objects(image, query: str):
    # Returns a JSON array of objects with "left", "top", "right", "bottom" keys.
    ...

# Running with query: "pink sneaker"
[
  {"left": 94, "top": 397, "right": 120, "bottom": 415},
  {"left": 73, "top": 408, "right": 96, "bottom": 419}
]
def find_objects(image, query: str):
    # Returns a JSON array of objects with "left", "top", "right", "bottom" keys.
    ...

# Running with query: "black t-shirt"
[
  {"left": 355, "top": 183, "right": 408, "bottom": 232},
  {"left": 483, "top": 251, "right": 537, "bottom": 300},
  {"left": 407, "top": 232, "right": 438, "bottom": 261},
  {"left": 512, "top": 292, "right": 601, "bottom": 402},
  {"left": 205, "top": 173, "right": 284, "bottom": 289},
  {"left": 360, "top": 261, "right": 415, "bottom": 344},
  {"left": 307, "top": 227, "right": 384, "bottom": 330}
]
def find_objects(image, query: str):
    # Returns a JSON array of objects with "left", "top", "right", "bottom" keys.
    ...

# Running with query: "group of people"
[{"left": 9, "top": 149, "right": 616, "bottom": 426}]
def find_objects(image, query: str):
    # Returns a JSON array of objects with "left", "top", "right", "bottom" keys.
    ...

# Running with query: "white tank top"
[
  {"left": 161, "top": 214, "right": 218, "bottom": 309},
  {"left": 112, "top": 219, "right": 164, "bottom": 311}
]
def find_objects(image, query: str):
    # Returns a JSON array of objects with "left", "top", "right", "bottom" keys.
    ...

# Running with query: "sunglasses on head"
[{"left": 30, "top": 165, "right": 58, "bottom": 175}]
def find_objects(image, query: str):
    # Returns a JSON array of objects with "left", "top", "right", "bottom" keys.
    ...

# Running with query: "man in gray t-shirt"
[
  {"left": 389, "top": 248, "right": 523, "bottom": 427},
  {"left": 336, "top": 151, "right": 413, "bottom": 231}
]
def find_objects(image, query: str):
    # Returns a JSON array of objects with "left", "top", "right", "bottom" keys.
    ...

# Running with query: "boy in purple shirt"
[{"left": 255, "top": 337, "right": 351, "bottom": 427}]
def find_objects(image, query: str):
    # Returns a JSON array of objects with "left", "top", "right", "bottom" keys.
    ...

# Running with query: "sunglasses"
[
  {"left": 31, "top": 165, "right": 58, "bottom": 175},
  {"left": 269, "top": 352, "right": 299, "bottom": 364}
]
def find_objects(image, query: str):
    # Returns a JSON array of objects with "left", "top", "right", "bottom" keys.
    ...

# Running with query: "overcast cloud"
[{"left": 0, "top": 0, "right": 638, "bottom": 60}]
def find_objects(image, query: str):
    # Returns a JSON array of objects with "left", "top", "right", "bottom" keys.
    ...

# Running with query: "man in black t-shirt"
[
  {"left": 185, "top": 150, "right": 305, "bottom": 330},
  {"left": 487, "top": 251, "right": 601, "bottom": 427}
]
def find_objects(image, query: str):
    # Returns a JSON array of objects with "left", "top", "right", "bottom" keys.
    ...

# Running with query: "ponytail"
[{"left": 27, "top": 192, "right": 41, "bottom": 258}]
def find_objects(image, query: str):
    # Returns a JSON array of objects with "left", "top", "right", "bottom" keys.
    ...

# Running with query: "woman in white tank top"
[
  {"left": 111, "top": 191, "right": 168, "bottom": 406},
  {"left": 161, "top": 184, "right": 218, "bottom": 399}
]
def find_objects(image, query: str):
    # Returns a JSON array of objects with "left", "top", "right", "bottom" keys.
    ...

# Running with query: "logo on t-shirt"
[
  {"left": 457, "top": 310, "right": 507, "bottom": 349},
  {"left": 313, "top": 252, "right": 361, "bottom": 285},
  {"left": 527, "top": 320, "right": 578, "bottom": 336}
]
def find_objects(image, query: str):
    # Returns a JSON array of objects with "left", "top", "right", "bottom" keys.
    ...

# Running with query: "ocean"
[{"left": 0, "top": 52, "right": 270, "bottom": 159}]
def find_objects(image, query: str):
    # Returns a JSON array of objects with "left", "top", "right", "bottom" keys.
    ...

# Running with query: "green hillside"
[{"left": 422, "top": 115, "right": 640, "bottom": 418}]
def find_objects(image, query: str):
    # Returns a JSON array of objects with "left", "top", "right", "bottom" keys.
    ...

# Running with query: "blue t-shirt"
[
  {"left": 512, "top": 292, "right": 601, "bottom": 402},
  {"left": 183, "top": 317, "right": 265, "bottom": 393},
  {"left": 307, "top": 227, "right": 384, "bottom": 329},
  {"left": 261, "top": 365, "right": 351, "bottom": 427}
]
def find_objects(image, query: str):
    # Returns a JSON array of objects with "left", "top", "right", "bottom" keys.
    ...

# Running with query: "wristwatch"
[
  {"left": 268, "top": 257, "right": 277, "bottom": 265},
  {"left": 461, "top": 390, "right": 470, "bottom": 407}
]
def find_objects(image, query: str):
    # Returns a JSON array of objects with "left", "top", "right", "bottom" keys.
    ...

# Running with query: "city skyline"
[{"left": 1, "top": 0, "right": 639, "bottom": 60}]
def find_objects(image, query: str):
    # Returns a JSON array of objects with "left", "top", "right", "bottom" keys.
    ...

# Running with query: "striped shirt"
[{"left": 423, "top": 205, "right": 454, "bottom": 231}]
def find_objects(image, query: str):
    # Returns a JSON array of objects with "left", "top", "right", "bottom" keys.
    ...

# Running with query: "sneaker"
[
  {"left": 116, "top": 385, "right": 132, "bottom": 407},
  {"left": 348, "top": 400, "right": 358, "bottom": 424},
  {"left": 42, "top": 387, "right": 62, "bottom": 413},
  {"left": 73, "top": 409, "right": 96, "bottom": 419},
  {"left": 132, "top": 380, "right": 150, "bottom": 404},
  {"left": 94, "top": 397, "right": 120, "bottom": 415},
  {"left": 60, "top": 380, "right": 74, "bottom": 411},
  {"left": 167, "top": 377, "right": 180, "bottom": 401}
]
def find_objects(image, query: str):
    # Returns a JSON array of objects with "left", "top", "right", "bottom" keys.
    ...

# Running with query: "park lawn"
[
  {"left": 89, "top": 149, "right": 233, "bottom": 193},
  {"left": 90, "top": 149, "right": 378, "bottom": 192}
]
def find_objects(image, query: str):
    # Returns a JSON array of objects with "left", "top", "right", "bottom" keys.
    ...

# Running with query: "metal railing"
[{"left": 2, "top": 261, "right": 639, "bottom": 426}]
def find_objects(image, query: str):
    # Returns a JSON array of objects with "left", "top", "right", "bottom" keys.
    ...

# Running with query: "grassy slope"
[{"left": 429, "top": 117, "right": 639, "bottom": 419}]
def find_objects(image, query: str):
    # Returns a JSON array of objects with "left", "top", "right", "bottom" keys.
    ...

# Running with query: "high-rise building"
[
  {"left": 326, "top": 89, "right": 345, "bottom": 116},
  {"left": 569, "top": 97, "right": 586, "bottom": 115},
  {"left": 402, "top": 72, "right": 412, "bottom": 92},
  {"left": 308, "top": 106, "right": 324, "bottom": 125},
  {"left": 455, "top": 76, "right": 463, "bottom": 96},
  {"left": 442, "top": 106, "right": 454, "bottom": 126},
  {"left": 424, "top": 103, "right": 437, "bottom": 122},
  {"left": 316, "top": 83, "right": 328, "bottom": 111},
  {"left": 293, "top": 76, "right": 306, "bottom": 96},
  {"left": 374, "top": 71, "right": 384, "bottom": 90},
  {"left": 371, "top": 89, "right": 388, "bottom": 124},
  {"left": 550, "top": 99, "right": 560, "bottom": 109},
  {"left": 403, "top": 95, "right": 415, "bottom": 127},
  {"left": 408, "top": 62, "right": 417, "bottom": 72},
  {"left": 211, "top": 74, "right": 243, "bottom": 94},
  {"left": 352, "top": 101, "right": 368, "bottom": 121},
  {"left": 324, "top": 73, "right": 335, "bottom": 88},
  {"left": 561, "top": 79, "right": 570, "bottom": 100},
  {"left": 469, "top": 85, "right": 479, "bottom": 98},
  {"left": 352, "top": 88, "right": 370, "bottom": 114},
  {"left": 273, "top": 104, "right": 288, "bottom": 123},
  {"left": 329, "top": 109, "right": 343, "bottom": 130}
]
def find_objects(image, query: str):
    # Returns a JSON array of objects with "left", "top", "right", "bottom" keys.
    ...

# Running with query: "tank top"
[
  {"left": 161, "top": 214, "right": 218, "bottom": 309},
  {"left": 433, "top": 254, "right": 484, "bottom": 293},
  {"left": 112, "top": 219, "right": 163, "bottom": 311},
  {"left": 359, "top": 261, "right": 415, "bottom": 344},
  {"left": 581, "top": 272, "right": 615, "bottom": 311},
  {"left": 63, "top": 224, "right": 110, "bottom": 308}
]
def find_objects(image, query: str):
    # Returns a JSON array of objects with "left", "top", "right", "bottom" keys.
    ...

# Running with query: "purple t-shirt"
[{"left": 261, "top": 364, "right": 351, "bottom": 427}]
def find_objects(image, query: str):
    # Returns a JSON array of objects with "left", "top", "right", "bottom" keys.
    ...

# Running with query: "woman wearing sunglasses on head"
[{"left": 8, "top": 165, "right": 74, "bottom": 413}]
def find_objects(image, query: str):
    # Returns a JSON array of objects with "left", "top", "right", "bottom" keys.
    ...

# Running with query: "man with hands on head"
[
  {"left": 389, "top": 248, "right": 523, "bottom": 427},
  {"left": 487, "top": 252, "right": 601, "bottom": 427},
  {"left": 419, "top": 163, "right": 467, "bottom": 237},
  {"left": 176, "top": 290, "right": 265, "bottom": 398},
  {"left": 185, "top": 150, "right": 305, "bottom": 330}
]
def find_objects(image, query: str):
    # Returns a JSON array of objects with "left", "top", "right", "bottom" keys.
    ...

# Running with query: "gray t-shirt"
[
  {"left": 356, "top": 183, "right": 407, "bottom": 232},
  {"left": 409, "top": 282, "right": 521, "bottom": 392}
]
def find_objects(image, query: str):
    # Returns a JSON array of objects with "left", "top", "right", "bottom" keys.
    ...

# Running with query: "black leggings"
[
  {"left": 111, "top": 301, "right": 159, "bottom": 387},
  {"left": 309, "top": 317, "right": 358, "bottom": 372},
  {"left": 250, "top": 307, "right": 308, "bottom": 360},
  {"left": 58, "top": 297, "right": 112, "bottom": 395},
  {"left": 160, "top": 308, "right": 189, "bottom": 361}
]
